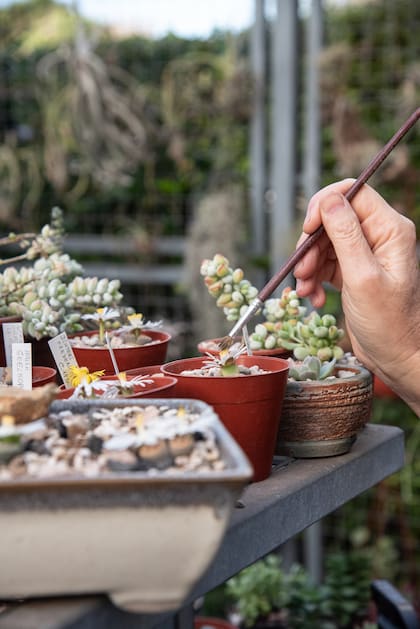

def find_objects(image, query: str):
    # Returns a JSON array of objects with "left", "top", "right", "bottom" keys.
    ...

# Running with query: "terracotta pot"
[
  {"left": 161, "top": 355, "right": 289, "bottom": 482},
  {"left": 276, "top": 364, "right": 373, "bottom": 458},
  {"left": 69, "top": 330, "right": 171, "bottom": 376},
  {"left": 197, "top": 337, "right": 292, "bottom": 359},
  {"left": 57, "top": 374, "right": 177, "bottom": 400},
  {"left": 32, "top": 366, "right": 57, "bottom": 388}
]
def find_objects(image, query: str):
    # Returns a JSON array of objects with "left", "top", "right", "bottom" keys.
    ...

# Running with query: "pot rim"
[{"left": 162, "top": 355, "right": 289, "bottom": 378}]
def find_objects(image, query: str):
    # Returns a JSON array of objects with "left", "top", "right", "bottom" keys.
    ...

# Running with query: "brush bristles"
[{"left": 218, "top": 336, "right": 235, "bottom": 351}]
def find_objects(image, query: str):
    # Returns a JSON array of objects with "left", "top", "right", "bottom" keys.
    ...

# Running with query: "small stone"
[
  {"left": 105, "top": 450, "right": 140, "bottom": 471},
  {"left": 138, "top": 440, "right": 172, "bottom": 470},
  {"left": 0, "top": 384, "right": 58, "bottom": 424},
  {"left": 168, "top": 434, "right": 194, "bottom": 457},
  {"left": 24, "top": 439, "right": 50, "bottom": 456},
  {"left": 87, "top": 434, "right": 103, "bottom": 455},
  {"left": 63, "top": 416, "right": 89, "bottom": 441}
]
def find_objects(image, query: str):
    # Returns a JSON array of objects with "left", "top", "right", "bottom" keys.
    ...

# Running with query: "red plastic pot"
[
  {"left": 373, "top": 375, "right": 399, "bottom": 399},
  {"left": 32, "top": 366, "right": 57, "bottom": 387},
  {"left": 69, "top": 330, "right": 171, "bottom": 376},
  {"left": 57, "top": 373, "right": 177, "bottom": 400},
  {"left": 161, "top": 355, "right": 289, "bottom": 482}
]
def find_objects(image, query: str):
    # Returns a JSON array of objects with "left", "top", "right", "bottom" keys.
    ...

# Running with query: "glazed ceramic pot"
[
  {"left": 276, "top": 363, "right": 373, "bottom": 458},
  {"left": 0, "top": 398, "right": 252, "bottom": 613},
  {"left": 161, "top": 355, "right": 289, "bottom": 482},
  {"left": 69, "top": 330, "right": 171, "bottom": 376},
  {"left": 197, "top": 337, "right": 292, "bottom": 359}
]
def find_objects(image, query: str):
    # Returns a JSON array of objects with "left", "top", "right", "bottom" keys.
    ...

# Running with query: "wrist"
[{"left": 376, "top": 348, "right": 420, "bottom": 417}]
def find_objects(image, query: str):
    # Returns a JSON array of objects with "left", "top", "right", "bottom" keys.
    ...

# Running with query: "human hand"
[{"left": 294, "top": 179, "right": 420, "bottom": 414}]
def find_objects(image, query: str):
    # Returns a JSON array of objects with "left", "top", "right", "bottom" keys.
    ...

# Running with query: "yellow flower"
[
  {"left": 1, "top": 414, "right": 15, "bottom": 427},
  {"left": 117, "top": 371, "right": 128, "bottom": 384},
  {"left": 127, "top": 313, "right": 144, "bottom": 329},
  {"left": 135, "top": 412, "right": 144, "bottom": 432},
  {"left": 67, "top": 365, "right": 105, "bottom": 387}
]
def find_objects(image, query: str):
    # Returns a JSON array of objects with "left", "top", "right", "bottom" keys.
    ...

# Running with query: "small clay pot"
[{"left": 276, "top": 363, "right": 373, "bottom": 458}]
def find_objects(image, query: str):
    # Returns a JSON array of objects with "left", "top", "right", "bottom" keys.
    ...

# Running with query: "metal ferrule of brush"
[{"left": 227, "top": 297, "right": 263, "bottom": 339}]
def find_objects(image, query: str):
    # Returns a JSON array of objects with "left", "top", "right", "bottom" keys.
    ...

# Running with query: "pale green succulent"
[
  {"left": 288, "top": 355, "right": 337, "bottom": 381},
  {"left": 201, "top": 254, "right": 346, "bottom": 361},
  {"left": 0, "top": 208, "right": 124, "bottom": 340},
  {"left": 279, "top": 311, "right": 345, "bottom": 362},
  {"left": 201, "top": 255, "right": 309, "bottom": 350}
]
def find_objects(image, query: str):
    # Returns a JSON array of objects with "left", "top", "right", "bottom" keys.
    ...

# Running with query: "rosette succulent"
[
  {"left": 287, "top": 355, "right": 337, "bottom": 381},
  {"left": 0, "top": 207, "right": 124, "bottom": 340}
]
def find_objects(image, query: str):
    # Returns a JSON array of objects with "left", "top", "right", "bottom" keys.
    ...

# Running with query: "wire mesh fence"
[{"left": 0, "top": 0, "right": 419, "bottom": 610}]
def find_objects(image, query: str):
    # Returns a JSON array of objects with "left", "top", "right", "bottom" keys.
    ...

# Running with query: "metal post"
[
  {"left": 302, "top": 0, "right": 324, "bottom": 586},
  {"left": 250, "top": 0, "right": 267, "bottom": 261},
  {"left": 269, "top": 0, "right": 298, "bottom": 292}
]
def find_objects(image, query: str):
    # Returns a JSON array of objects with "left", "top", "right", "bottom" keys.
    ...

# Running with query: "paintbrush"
[{"left": 219, "top": 107, "right": 420, "bottom": 350}]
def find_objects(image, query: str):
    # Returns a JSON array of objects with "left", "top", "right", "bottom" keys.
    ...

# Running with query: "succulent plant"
[
  {"left": 203, "top": 342, "right": 247, "bottom": 377},
  {"left": 278, "top": 311, "right": 345, "bottom": 362},
  {"left": 201, "top": 254, "right": 345, "bottom": 364},
  {"left": 0, "top": 208, "right": 124, "bottom": 340},
  {"left": 287, "top": 355, "right": 337, "bottom": 381},
  {"left": 200, "top": 254, "right": 259, "bottom": 323}
]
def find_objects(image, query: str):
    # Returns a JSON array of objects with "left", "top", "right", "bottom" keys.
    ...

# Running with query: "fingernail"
[{"left": 303, "top": 203, "right": 313, "bottom": 227}]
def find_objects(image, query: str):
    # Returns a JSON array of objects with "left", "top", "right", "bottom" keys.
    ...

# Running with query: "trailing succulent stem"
[
  {"left": 0, "top": 208, "right": 123, "bottom": 340},
  {"left": 201, "top": 253, "right": 345, "bottom": 363}
]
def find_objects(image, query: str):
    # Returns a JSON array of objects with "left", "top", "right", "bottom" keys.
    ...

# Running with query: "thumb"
[{"left": 319, "top": 192, "right": 375, "bottom": 278}]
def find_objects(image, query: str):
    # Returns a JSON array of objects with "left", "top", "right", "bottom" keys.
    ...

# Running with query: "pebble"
[{"left": 0, "top": 404, "right": 226, "bottom": 479}]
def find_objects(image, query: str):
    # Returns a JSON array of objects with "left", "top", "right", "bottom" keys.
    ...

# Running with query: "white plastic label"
[
  {"left": 48, "top": 332, "right": 79, "bottom": 388},
  {"left": 2, "top": 322, "right": 24, "bottom": 367},
  {"left": 12, "top": 342, "right": 32, "bottom": 390}
]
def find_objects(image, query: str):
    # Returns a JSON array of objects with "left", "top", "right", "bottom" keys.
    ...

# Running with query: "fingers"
[
  {"left": 314, "top": 192, "right": 377, "bottom": 281},
  {"left": 302, "top": 179, "right": 396, "bottom": 236}
]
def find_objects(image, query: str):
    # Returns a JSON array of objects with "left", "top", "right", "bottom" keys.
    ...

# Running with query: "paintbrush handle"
[{"left": 258, "top": 107, "right": 420, "bottom": 303}]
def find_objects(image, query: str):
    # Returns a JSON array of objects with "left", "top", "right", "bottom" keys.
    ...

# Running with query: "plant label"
[
  {"left": 48, "top": 332, "right": 79, "bottom": 388},
  {"left": 3, "top": 322, "right": 24, "bottom": 367},
  {"left": 12, "top": 342, "right": 32, "bottom": 390}
]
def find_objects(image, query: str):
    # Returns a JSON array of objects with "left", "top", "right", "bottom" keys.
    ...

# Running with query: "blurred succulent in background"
[{"left": 0, "top": 207, "right": 124, "bottom": 340}]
